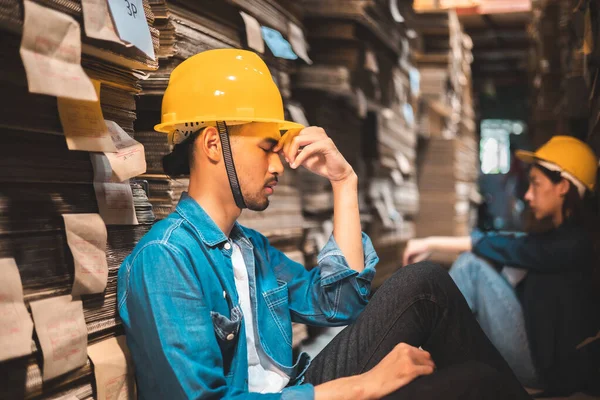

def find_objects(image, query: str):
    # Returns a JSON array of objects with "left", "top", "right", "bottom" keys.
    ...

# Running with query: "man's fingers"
[
  {"left": 281, "top": 127, "right": 327, "bottom": 161},
  {"left": 291, "top": 141, "right": 327, "bottom": 168},
  {"left": 415, "top": 356, "right": 435, "bottom": 369},
  {"left": 276, "top": 129, "right": 301, "bottom": 160},
  {"left": 283, "top": 132, "right": 300, "bottom": 162},
  {"left": 288, "top": 134, "right": 327, "bottom": 164},
  {"left": 411, "top": 364, "right": 435, "bottom": 377},
  {"left": 274, "top": 129, "right": 292, "bottom": 152},
  {"left": 411, "top": 348, "right": 435, "bottom": 368}
]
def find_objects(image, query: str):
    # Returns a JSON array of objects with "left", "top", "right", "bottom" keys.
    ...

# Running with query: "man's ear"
[{"left": 200, "top": 126, "right": 222, "bottom": 163}]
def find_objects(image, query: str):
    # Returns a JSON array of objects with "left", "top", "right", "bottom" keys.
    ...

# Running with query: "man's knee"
[
  {"left": 403, "top": 261, "right": 449, "bottom": 282},
  {"left": 382, "top": 261, "right": 453, "bottom": 298}
]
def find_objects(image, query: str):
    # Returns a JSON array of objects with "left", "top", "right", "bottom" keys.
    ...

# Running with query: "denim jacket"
[{"left": 117, "top": 193, "right": 379, "bottom": 399}]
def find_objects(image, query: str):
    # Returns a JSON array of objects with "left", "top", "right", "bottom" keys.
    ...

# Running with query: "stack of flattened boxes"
[
  {"left": 413, "top": 9, "right": 479, "bottom": 261},
  {"left": 296, "top": 0, "right": 422, "bottom": 287},
  {"left": 0, "top": 0, "right": 159, "bottom": 397}
]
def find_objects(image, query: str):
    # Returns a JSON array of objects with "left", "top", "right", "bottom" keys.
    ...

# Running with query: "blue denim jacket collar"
[{"left": 175, "top": 192, "right": 249, "bottom": 248}]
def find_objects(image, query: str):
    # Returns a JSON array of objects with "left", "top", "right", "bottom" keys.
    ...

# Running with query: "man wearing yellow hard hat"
[
  {"left": 404, "top": 136, "right": 600, "bottom": 395},
  {"left": 117, "top": 49, "right": 530, "bottom": 399}
]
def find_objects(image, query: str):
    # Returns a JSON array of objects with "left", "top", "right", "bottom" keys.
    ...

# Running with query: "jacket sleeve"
[
  {"left": 119, "top": 242, "right": 315, "bottom": 400},
  {"left": 258, "top": 231, "right": 379, "bottom": 326},
  {"left": 470, "top": 229, "right": 581, "bottom": 273}
]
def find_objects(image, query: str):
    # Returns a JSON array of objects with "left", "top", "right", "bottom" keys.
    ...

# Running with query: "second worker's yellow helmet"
[
  {"left": 516, "top": 135, "right": 598, "bottom": 193},
  {"left": 154, "top": 49, "right": 304, "bottom": 139}
]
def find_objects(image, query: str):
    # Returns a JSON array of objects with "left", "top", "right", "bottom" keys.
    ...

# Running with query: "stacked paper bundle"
[
  {"left": 411, "top": 7, "right": 478, "bottom": 257},
  {"left": 0, "top": 0, "right": 158, "bottom": 397},
  {"left": 296, "top": 0, "right": 422, "bottom": 286},
  {"left": 527, "top": 0, "right": 586, "bottom": 148},
  {"left": 367, "top": 108, "right": 419, "bottom": 286},
  {"left": 414, "top": 10, "right": 472, "bottom": 140},
  {"left": 415, "top": 135, "right": 479, "bottom": 238}
]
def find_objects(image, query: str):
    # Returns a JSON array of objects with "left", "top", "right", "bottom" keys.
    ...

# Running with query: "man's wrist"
[
  {"left": 330, "top": 170, "right": 358, "bottom": 188},
  {"left": 351, "top": 373, "right": 380, "bottom": 400}
]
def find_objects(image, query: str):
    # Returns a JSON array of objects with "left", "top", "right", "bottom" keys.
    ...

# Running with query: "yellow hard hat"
[
  {"left": 154, "top": 49, "right": 304, "bottom": 136},
  {"left": 516, "top": 135, "right": 598, "bottom": 192}
]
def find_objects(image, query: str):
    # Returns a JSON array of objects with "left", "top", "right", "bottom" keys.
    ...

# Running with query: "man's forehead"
[{"left": 231, "top": 122, "right": 282, "bottom": 141}]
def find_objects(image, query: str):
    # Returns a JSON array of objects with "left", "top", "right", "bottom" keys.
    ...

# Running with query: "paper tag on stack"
[
  {"left": 104, "top": 121, "right": 147, "bottom": 182},
  {"left": 19, "top": 0, "right": 97, "bottom": 101},
  {"left": 81, "top": 0, "right": 123, "bottom": 44},
  {"left": 63, "top": 213, "right": 109, "bottom": 295},
  {"left": 90, "top": 153, "right": 139, "bottom": 226},
  {"left": 0, "top": 258, "right": 34, "bottom": 362},
  {"left": 106, "top": 0, "right": 155, "bottom": 59},
  {"left": 57, "top": 80, "right": 116, "bottom": 152},
  {"left": 239, "top": 11, "right": 264, "bottom": 53},
  {"left": 286, "top": 104, "right": 310, "bottom": 127},
  {"left": 30, "top": 295, "right": 88, "bottom": 381},
  {"left": 90, "top": 120, "right": 144, "bottom": 225},
  {"left": 261, "top": 27, "right": 298, "bottom": 60},
  {"left": 288, "top": 22, "right": 312, "bottom": 64},
  {"left": 88, "top": 336, "right": 137, "bottom": 400}
]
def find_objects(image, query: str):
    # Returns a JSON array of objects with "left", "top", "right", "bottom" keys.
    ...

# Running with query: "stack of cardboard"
[
  {"left": 414, "top": 9, "right": 465, "bottom": 139},
  {"left": 296, "top": 0, "right": 421, "bottom": 285},
  {"left": 0, "top": 0, "right": 158, "bottom": 397},
  {"left": 413, "top": 8, "right": 479, "bottom": 247},
  {"left": 527, "top": 0, "right": 570, "bottom": 148}
]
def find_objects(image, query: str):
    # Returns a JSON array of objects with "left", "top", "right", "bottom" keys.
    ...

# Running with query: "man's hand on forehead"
[
  {"left": 274, "top": 128, "right": 302, "bottom": 161},
  {"left": 274, "top": 126, "right": 354, "bottom": 182}
]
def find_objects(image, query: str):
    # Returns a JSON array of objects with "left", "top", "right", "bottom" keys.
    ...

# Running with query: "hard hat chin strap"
[{"left": 216, "top": 121, "right": 247, "bottom": 209}]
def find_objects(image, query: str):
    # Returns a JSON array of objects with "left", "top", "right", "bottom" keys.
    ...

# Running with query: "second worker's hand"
[
  {"left": 402, "top": 238, "right": 432, "bottom": 266},
  {"left": 274, "top": 127, "right": 355, "bottom": 183}
]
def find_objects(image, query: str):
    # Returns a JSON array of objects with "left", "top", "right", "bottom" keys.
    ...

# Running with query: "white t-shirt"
[{"left": 231, "top": 242, "right": 290, "bottom": 393}]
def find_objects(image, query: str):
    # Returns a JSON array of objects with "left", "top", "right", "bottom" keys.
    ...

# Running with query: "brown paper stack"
[
  {"left": 412, "top": 8, "right": 479, "bottom": 254},
  {"left": 0, "top": 0, "right": 158, "bottom": 396},
  {"left": 295, "top": 0, "right": 422, "bottom": 287}
]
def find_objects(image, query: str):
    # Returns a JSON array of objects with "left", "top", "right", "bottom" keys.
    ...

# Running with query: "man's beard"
[
  {"left": 241, "top": 177, "right": 277, "bottom": 212},
  {"left": 242, "top": 189, "right": 270, "bottom": 211}
]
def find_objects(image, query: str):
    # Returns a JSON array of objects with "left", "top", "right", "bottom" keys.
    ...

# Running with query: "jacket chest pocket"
[
  {"left": 262, "top": 280, "right": 293, "bottom": 347},
  {"left": 211, "top": 305, "right": 242, "bottom": 375}
]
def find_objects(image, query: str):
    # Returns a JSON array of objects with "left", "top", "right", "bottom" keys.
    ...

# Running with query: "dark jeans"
[{"left": 304, "top": 262, "right": 532, "bottom": 399}]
